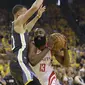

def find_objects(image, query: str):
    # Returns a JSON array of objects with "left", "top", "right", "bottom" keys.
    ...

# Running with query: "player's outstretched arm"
[
  {"left": 28, "top": 43, "right": 50, "bottom": 66},
  {"left": 53, "top": 38, "right": 70, "bottom": 67},
  {"left": 28, "top": 37, "right": 53, "bottom": 66},
  {"left": 15, "top": 0, "right": 44, "bottom": 25},
  {"left": 63, "top": 47, "right": 70, "bottom": 67},
  {"left": 54, "top": 49, "right": 70, "bottom": 67},
  {"left": 25, "top": 5, "right": 46, "bottom": 32}
]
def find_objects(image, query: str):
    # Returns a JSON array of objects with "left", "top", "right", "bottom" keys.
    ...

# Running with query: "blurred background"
[{"left": 0, "top": 0, "right": 85, "bottom": 85}]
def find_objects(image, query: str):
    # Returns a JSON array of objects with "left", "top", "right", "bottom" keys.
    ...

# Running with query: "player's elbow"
[
  {"left": 29, "top": 57, "right": 37, "bottom": 66},
  {"left": 30, "top": 61, "right": 36, "bottom": 66}
]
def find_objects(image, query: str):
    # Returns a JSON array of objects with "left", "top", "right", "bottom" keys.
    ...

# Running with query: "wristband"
[{"left": 36, "top": 14, "right": 40, "bottom": 19}]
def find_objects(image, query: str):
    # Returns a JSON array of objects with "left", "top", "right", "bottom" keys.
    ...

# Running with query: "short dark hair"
[{"left": 12, "top": 4, "right": 26, "bottom": 15}]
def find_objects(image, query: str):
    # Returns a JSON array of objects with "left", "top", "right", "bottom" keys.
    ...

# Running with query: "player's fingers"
[
  {"left": 41, "top": 6, "right": 46, "bottom": 12},
  {"left": 43, "top": 6, "right": 46, "bottom": 10},
  {"left": 53, "top": 33, "right": 66, "bottom": 48},
  {"left": 57, "top": 33, "right": 66, "bottom": 43},
  {"left": 59, "top": 35, "right": 66, "bottom": 46},
  {"left": 39, "top": 7, "right": 46, "bottom": 15}
]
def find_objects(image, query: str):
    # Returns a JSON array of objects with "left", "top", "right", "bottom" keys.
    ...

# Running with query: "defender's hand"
[{"left": 36, "top": 5, "right": 46, "bottom": 19}]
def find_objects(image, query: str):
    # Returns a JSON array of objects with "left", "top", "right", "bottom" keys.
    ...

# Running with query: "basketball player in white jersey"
[
  {"left": 28, "top": 28, "right": 70, "bottom": 85},
  {"left": 10, "top": 0, "right": 46, "bottom": 85}
]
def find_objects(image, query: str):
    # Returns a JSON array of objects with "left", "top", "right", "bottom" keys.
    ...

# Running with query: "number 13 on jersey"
[{"left": 40, "top": 63, "right": 46, "bottom": 72}]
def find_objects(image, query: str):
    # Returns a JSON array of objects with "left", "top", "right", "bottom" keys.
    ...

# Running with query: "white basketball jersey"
[{"left": 30, "top": 50, "right": 54, "bottom": 85}]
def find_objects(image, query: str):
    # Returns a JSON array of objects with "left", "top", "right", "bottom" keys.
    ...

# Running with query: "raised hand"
[{"left": 36, "top": 5, "right": 46, "bottom": 19}]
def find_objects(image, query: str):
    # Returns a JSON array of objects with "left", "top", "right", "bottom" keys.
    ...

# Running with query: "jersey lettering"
[{"left": 40, "top": 63, "right": 46, "bottom": 72}]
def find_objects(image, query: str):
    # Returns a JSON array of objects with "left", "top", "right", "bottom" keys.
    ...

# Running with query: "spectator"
[
  {"left": 74, "top": 71, "right": 85, "bottom": 85},
  {"left": 0, "top": 71, "right": 6, "bottom": 85}
]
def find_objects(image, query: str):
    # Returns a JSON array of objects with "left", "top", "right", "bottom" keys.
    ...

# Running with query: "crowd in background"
[{"left": 0, "top": 0, "right": 85, "bottom": 84}]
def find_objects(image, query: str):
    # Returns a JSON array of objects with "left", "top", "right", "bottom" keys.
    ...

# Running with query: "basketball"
[{"left": 50, "top": 33, "right": 66, "bottom": 52}]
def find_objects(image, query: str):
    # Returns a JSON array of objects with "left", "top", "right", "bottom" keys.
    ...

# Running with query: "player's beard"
[{"left": 34, "top": 35, "right": 46, "bottom": 49}]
